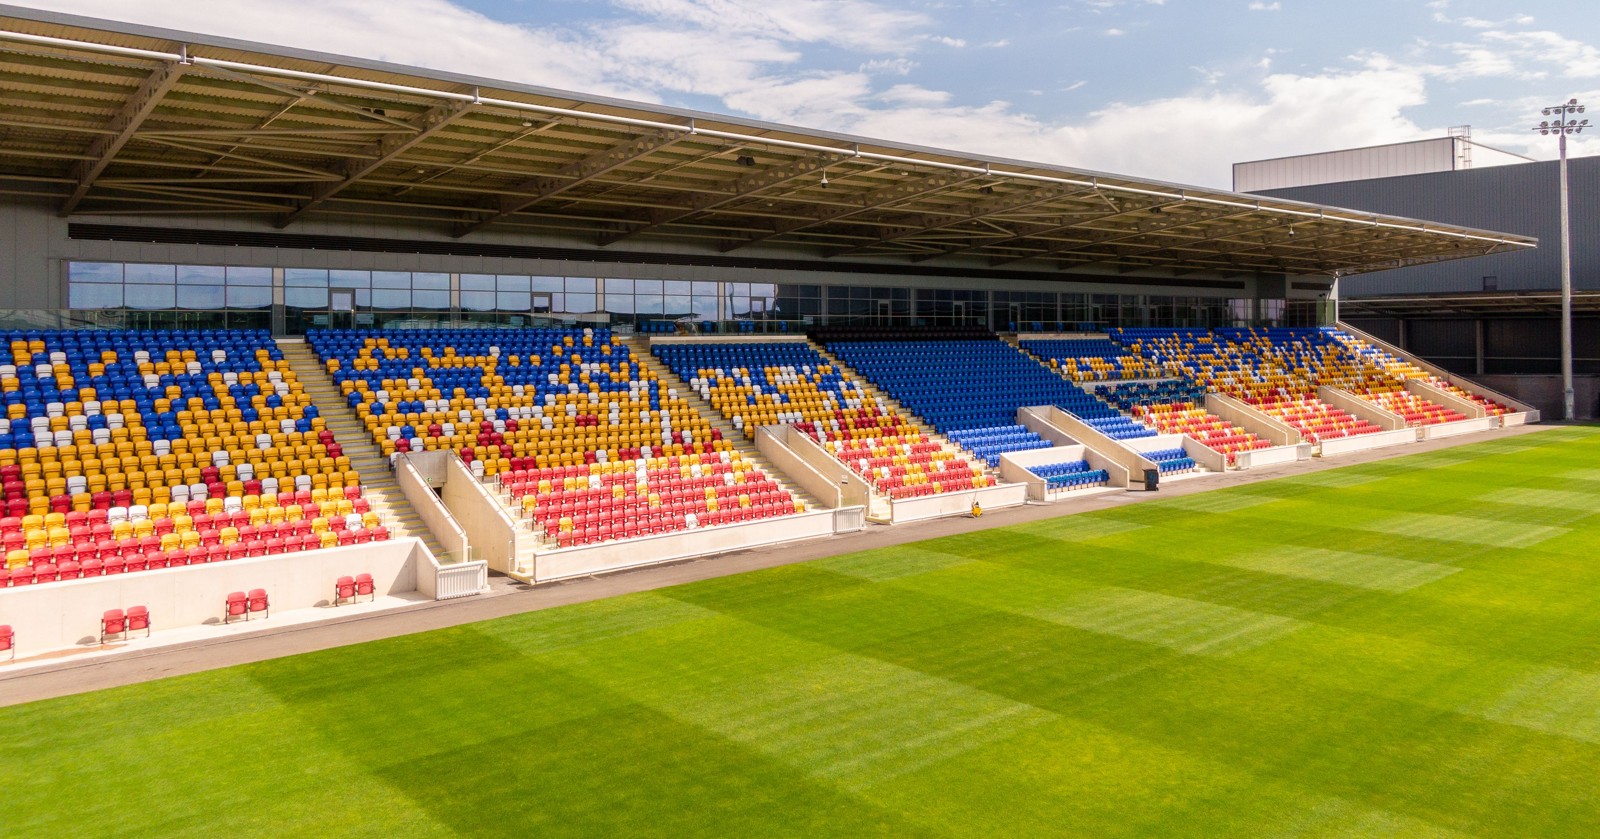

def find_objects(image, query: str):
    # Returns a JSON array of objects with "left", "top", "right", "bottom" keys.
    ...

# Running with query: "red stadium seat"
[
  {"left": 100, "top": 609, "right": 125, "bottom": 643},
  {"left": 224, "top": 592, "right": 248, "bottom": 624}
]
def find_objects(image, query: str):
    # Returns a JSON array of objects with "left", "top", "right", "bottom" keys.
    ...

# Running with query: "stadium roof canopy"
[{"left": 0, "top": 6, "right": 1537, "bottom": 280}]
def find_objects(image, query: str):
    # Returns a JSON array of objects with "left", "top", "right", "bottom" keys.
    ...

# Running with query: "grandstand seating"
[
  {"left": 0, "top": 329, "right": 384, "bottom": 586},
  {"left": 311, "top": 328, "right": 798, "bottom": 547},
  {"left": 1020, "top": 338, "right": 1157, "bottom": 382},
  {"left": 652, "top": 341, "right": 989, "bottom": 499},
  {"left": 1140, "top": 447, "right": 1197, "bottom": 474},
  {"left": 1110, "top": 328, "right": 1398, "bottom": 442},
  {"left": 1097, "top": 380, "right": 1273, "bottom": 464},
  {"left": 1029, "top": 460, "right": 1110, "bottom": 491},
  {"left": 822, "top": 339, "right": 1155, "bottom": 472}
]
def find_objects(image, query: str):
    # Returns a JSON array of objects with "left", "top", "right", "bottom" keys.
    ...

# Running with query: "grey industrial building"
[{"left": 1240, "top": 142, "right": 1600, "bottom": 418}]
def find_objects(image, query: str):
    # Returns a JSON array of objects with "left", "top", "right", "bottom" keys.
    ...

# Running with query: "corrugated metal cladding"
[
  {"left": 1234, "top": 138, "right": 1457, "bottom": 192},
  {"left": 1260, "top": 156, "right": 1600, "bottom": 297}
]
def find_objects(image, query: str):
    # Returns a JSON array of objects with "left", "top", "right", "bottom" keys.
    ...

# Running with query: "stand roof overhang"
[{"left": 0, "top": 5, "right": 1537, "bottom": 280}]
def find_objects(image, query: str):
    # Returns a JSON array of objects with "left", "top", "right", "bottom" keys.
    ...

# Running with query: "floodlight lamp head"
[{"left": 819, "top": 171, "right": 829, "bottom": 188}]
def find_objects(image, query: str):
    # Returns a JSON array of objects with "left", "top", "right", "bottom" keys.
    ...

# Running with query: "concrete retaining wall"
[
  {"left": 533, "top": 508, "right": 852, "bottom": 582},
  {"left": 0, "top": 539, "right": 429, "bottom": 654}
]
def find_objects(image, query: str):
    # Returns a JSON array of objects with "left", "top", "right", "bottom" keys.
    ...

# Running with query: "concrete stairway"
[
  {"left": 627, "top": 337, "right": 824, "bottom": 511},
  {"left": 277, "top": 339, "right": 453, "bottom": 562}
]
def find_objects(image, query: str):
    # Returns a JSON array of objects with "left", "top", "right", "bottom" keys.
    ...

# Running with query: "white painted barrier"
[
  {"left": 999, "top": 444, "right": 1120, "bottom": 501},
  {"left": 1318, "top": 427, "right": 1419, "bottom": 457},
  {"left": 534, "top": 508, "right": 848, "bottom": 582},
  {"left": 756, "top": 424, "right": 872, "bottom": 510},
  {"left": 443, "top": 455, "right": 519, "bottom": 574},
  {"left": 396, "top": 455, "right": 469, "bottom": 562},
  {"left": 1205, "top": 393, "right": 1303, "bottom": 448},
  {"left": 1405, "top": 379, "right": 1487, "bottom": 419},
  {"left": 1318, "top": 386, "right": 1410, "bottom": 434},
  {"left": 1420, "top": 416, "right": 1500, "bottom": 440},
  {"left": 885, "top": 482, "right": 1027, "bottom": 523},
  {"left": 1233, "top": 444, "right": 1309, "bottom": 469},
  {"left": 0, "top": 539, "right": 429, "bottom": 654},
  {"left": 1025, "top": 406, "right": 1155, "bottom": 487}
]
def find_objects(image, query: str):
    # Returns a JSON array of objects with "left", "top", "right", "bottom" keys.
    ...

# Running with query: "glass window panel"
[
  {"left": 605, "top": 294, "right": 636, "bottom": 315},
  {"left": 461, "top": 290, "right": 495, "bottom": 311},
  {"left": 496, "top": 291, "right": 531, "bottom": 311},
  {"left": 286, "top": 269, "right": 329, "bottom": 287},
  {"left": 180, "top": 284, "right": 226, "bottom": 309},
  {"left": 728, "top": 297, "right": 751, "bottom": 316},
  {"left": 497, "top": 275, "right": 531, "bottom": 291},
  {"left": 70, "top": 283, "right": 122, "bottom": 308},
  {"left": 286, "top": 287, "right": 328, "bottom": 308},
  {"left": 227, "top": 285, "right": 272, "bottom": 309},
  {"left": 691, "top": 281, "right": 718, "bottom": 295},
  {"left": 123, "top": 264, "right": 175, "bottom": 284},
  {"left": 532, "top": 276, "right": 563, "bottom": 292},
  {"left": 124, "top": 284, "right": 175, "bottom": 309},
  {"left": 691, "top": 295, "right": 718, "bottom": 318},
  {"left": 372, "top": 289, "right": 410, "bottom": 309},
  {"left": 563, "top": 293, "right": 596, "bottom": 314},
  {"left": 634, "top": 294, "right": 664, "bottom": 315},
  {"left": 728, "top": 283, "right": 750, "bottom": 296},
  {"left": 176, "top": 265, "right": 225, "bottom": 286},
  {"left": 663, "top": 294, "right": 691, "bottom": 316},
  {"left": 604, "top": 278, "right": 634, "bottom": 296},
  {"left": 330, "top": 269, "right": 370, "bottom": 288},
  {"left": 69, "top": 262, "right": 122, "bottom": 283},
  {"left": 372, "top": 271, "right": 410, "bottom": 289},
  {"left": 412, "top": 272, "right": 449, "bottom": 289},
  {"left": 226, "top": 266, "right": 272, "bottom": 286},
  {"left": 565, "top": 277, "right": 596, "bottom": 294},
  {"left": 354, "top": 289, "right": 371, "bottom": 307},
  {"left": 412, "top": 289, "right": 449, "bottom": 309},
  {"left": 633, "top": 279, "right": 662, "bottom": 294},
  {"left": 664, "top": 280, "right": 691, "bottom": 296},
  {"left": 460, "top": 273, "right": 495, "bottom": 291},
  {"left": 750, "top": 283, "right": 776, "bottom": 297}
]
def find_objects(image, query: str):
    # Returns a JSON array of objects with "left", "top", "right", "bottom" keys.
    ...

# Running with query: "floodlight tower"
[{"left": 1534, "top": 98, "right": 1587, "bottom": 421}]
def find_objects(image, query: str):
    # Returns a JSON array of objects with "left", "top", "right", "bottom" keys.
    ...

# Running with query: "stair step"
[{"left": 280, "top": 340, "right": 453, "bottom": 561}]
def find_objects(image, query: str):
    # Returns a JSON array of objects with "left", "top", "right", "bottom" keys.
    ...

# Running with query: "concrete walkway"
[{"left": 0, "top": 421, "right": 1560, "bottom": 708}]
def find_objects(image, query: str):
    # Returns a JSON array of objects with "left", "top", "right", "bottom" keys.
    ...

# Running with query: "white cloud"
[
  {"left": 930, "top": 35, "right": 967, "bottom": 47},
  {"left": 861, "top": 57, "right": 917, "bottom": 76},
  {"left": 1105, "top": 28, "right": 1126, "bottom": 36},
  {"left": 1248, "top": 2, "right": 1281, "bottom": 11}
]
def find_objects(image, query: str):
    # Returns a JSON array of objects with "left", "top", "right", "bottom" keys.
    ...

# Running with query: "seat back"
[
  {"left": 247, "top": 588, "right": 268, "bottom": 611},
  {"left": 354, "top": 572, "right": 375, "bottom": 595},
  {"left": 126, "top": 605, "right": 149, "bottom": 631},
  {"left": 225, "top": 591, "right": 247, "bottom": 616}
]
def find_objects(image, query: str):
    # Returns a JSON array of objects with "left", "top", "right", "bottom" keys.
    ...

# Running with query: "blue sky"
[{"left": 26, "top": 0, "right": 1600, "bottom": 187}]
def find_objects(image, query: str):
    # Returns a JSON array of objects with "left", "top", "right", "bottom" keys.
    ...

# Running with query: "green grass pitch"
[{"left": 4, "top": 427, "right": 1600, "bottom": 837}]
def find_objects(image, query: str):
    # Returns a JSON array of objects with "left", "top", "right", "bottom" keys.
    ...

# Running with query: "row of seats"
[
  {"left": 653, "top": 341, "right": 987, "bottom": 499},
  {"left": 1029, "top": 460, "right": 1110, "bottom": 491},
  {"left": 1109, "top": 328, "right": 1390, "bottom": 443},
  {"left": 312, "top": 329, "right": 799, "bottom": 548},
  {"left": 1141, "top": 447, "right": 1197, "bottom": 474},
  {"left": 1020, "top": 339, "right": 1157, "bottom": 382},
  {"left": 822, "top": 339, "right": 1150, "bottom": 459},
  {"left": 0, "top": 329, "right": 373, "bottom": 576},
  {"left": 498, "top": 453, "right": 798, "bottom": 546},
  {"left": 1097, "top": 380, "right": 1273, "bottom": 464}
]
